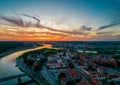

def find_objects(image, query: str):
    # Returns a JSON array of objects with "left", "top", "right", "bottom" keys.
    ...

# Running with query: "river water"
[{"left": 0, "top": 44, "right": 52, "bottom": 85}]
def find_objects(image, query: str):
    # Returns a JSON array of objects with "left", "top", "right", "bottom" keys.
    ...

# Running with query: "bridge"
[{"left": 0, "top": 74, "right": 27, "bottom": 82}]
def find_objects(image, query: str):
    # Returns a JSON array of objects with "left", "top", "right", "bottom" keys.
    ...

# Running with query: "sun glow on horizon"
[{"left": 0, "top": 0, "right": 120, "bottom": 41}]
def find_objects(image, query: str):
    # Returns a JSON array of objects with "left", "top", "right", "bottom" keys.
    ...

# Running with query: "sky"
[{"left": 0, "top": 0, "right": 120, "bottom": 41}]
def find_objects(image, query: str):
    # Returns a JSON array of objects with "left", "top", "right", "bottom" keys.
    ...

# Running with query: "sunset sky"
[{"left": 0, "top": 0, "right": 120, "bottom": 41}]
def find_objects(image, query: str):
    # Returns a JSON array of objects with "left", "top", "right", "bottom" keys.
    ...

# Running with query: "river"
[{"left": 0, "top": 44, "right": 52, "bottom": 85}]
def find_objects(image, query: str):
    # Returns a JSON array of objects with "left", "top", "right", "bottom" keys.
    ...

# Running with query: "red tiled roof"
[
  {"left": 78, "top": 78, "right": 92, "bottom": 85},
  {"left": 91, "top": 79, "right": 101, "bottom": 85},
  {"left": 60, "top": 68, "right": 81, "bottom": 78}
]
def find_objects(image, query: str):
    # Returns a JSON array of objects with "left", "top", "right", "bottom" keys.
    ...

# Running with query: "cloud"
[
  {"left": 94, "top": 34, "right": 120, "bottom": 41},
  {"left": 96, "top": 31, "right": 114, "bottom": 35},
  {"left": 81, "top": 25, "right": 92, "bottom": 31},
  {"left": 21, "top": 14, "right": 91, "bottom": 35},
  {"left": 0, "top": 14, "right": 89, "bottom": 36},
  {"left": 0, "top": 16, "right": 24, "bottom": 27},
  {"left": 98, "top": 18, "right": 120, "bottom": 30},
  {"left": 98, "top": 23, "right": 120, "bottom": 30},
  {"left": 0, "top": 28, "right": 80, "bottom": 41},
  {"left": 21, "top": 14, "right": 40, "bottom": 27},
  {"left": 72, "top": 25, "right": 92, "bottom": 34}
]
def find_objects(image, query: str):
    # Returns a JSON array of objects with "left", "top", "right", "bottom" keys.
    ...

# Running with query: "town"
[{"left": 16, "top": 42, "right": 120, "bottom": 85}]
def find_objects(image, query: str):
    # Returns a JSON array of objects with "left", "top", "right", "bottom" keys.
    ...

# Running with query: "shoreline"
[
  {"left": 16, "top": 44, "right": 53, "bottom": 85},
  {"left": 0, "top": 45, "right": 41, "bottom": 59}
]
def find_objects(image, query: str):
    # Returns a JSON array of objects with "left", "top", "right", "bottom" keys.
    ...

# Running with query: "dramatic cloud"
[
  {"left": 0, "top": 28, "right": 88, "bottom": 41},
  {"left": 98, "top": 18, "right": 120, "bottom": 30},
  {"left": 0, "top": 14, "right": 88, "bottom": 35},
  {"left": 21, "top": 14, "right": 87, "bottom": 35}
]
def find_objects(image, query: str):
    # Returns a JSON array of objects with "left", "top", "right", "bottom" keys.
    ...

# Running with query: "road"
[{"left": 41, "top": 66, "right": 61, "bottom": 85}]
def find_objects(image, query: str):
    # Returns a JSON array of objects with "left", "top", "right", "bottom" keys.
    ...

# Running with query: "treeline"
[
  {"left": 97, "top": 49, "right": 120, "bottom": 54},
  {"left": 0, "top": 41, "right": 39, "bottom": 54},
  {"left": 0, "top": 41, "right": 24, "bottom": 53}
]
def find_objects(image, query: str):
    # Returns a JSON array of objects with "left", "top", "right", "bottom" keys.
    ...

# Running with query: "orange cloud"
[
  {"left": 0, "top": 14, "right": 120, "bottom": 41},
  {"left": 0, "top": 26, "right": 92, "bottom": 41}
]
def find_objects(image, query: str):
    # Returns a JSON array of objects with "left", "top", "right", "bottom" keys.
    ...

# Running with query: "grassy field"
[{"left": 18, "top": 48, "right": 60, "bottom": 59}]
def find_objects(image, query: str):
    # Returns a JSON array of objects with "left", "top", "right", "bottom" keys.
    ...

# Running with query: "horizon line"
[{"left": 0, "top": 40, "right": 120, "bottom": 42}]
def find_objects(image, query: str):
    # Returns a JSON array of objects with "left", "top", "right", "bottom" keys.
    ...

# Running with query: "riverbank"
[
  {"left": 16, "top": 58, "right": 51, "bottom": 85},
  {"left": 0, "top": 44, "right": 41, "bottom": 58},
  {"left": 0, "top": 44, "right": 52, "bottom": 85},
  {"left": 16, "top": 44, "right": 53, "bottom": 85}
]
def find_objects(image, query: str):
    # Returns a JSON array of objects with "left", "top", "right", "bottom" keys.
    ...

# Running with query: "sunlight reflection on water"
[{"left": 0, "top": 44, "right": 52, "bottom": 84}]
